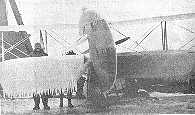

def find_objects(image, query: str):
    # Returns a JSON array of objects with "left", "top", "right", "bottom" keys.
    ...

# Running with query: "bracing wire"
[
  {"left": 171, "top": 22, "right": 195, "bottom": 34},
  {"left": 188, "top": 46, "right": 195, "bottom": 50},
  {"left": 179, "top": 37, "right": 195, "bottom": 50},
  {"left": 46, "top": 31, "right": 83, "bottom": 54},
  {"left": 108, "top": 23, "right": 128, "bottom": 38},
  {"left": 133, "top": 23, "right": 161, "bottom": 49},
  {"left": 48, "top": 29, "right": 72, "bottom": 46},
  {"left": 47, "top": 31, "right": 65, "bottom": 46},
  {"left": 47, "top": 29, "right": 83, "bottom": 54},
  {"left": 0, "top": 34, "right": 30, "bottom": 57},
  {"left": 168, "top": 22, "right": 195, "bottom": 50},
  {"left": 108, "top": 23, "right": 145, "bottom": 51}
]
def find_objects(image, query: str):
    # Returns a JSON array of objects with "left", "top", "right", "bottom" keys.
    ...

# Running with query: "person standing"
[
  {"left": 33, "top": 93, "right": 40, "bottom": 110},
  {"left": 41, "top": 92, "right": 50, "bottom": 110},
  {"left": 30, "top": 43, "right": 48, "bottom": 57},
  {"left": 30, "top": 43, "right": 49, "bottom": 110},
  {"left": 67, "top": 89, "right": 74, "bottom": 108},
  {"left": 76, "top": 75, "right": 86, "bottom": 99}
]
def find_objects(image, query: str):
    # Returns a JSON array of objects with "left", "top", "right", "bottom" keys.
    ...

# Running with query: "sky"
[
  {"left": 4, "top": 0, "right": 195, "bottom": 56},
  {"left": 7, "top": 0, "right": 195, "bottom": 25}
]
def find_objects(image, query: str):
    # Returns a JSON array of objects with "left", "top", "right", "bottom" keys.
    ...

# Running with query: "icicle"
[
  {"left": 60, "top": 88, "right": 63, "bottom": 94},
  {"left": 1, "top": 56, "right": 84, "bottom": 97},
  {"left": 63, "top": 89, "right": 65, "bottom": 95},
  {"left": 48, "top": 89, "right": 51, "bottom": 95},
  {"left": 46, "top": 90, "right": 48, "bottom": 96},
  {"left": 56, "top": 89, "right": 59, "bottom": 96},
  {"left": 3, "top": 93, "right": 5, "bottom": 98},
  {"left": 73, "top": 87, "right": 76, "bottom": 92},
  {"left": 52, "top": 89, "right": 54, "bottom": 96},
  {"left": 50, "top": 89, "right": 53, "bottom": 97}
]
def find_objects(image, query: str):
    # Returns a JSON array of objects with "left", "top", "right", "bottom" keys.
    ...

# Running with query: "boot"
[
  {"left": 33, "top": 105, "right": 40, "bottom": 110},
  {"left": 44, "top": 105, "right": 50, "bottom": 110},
  {"left": 42, "top": 95, "right": 50, "bottom": 110},
  {"left": 67, "top": 89, "right": 74, "bottom": 108},
  {"left": 68, "top": 99, "right": 74, "bottom": 108},
  {"left": 33, "top": 102, "right": 38, "bottom": 110},
  {"left": 59, "top": 95, "right": 63, "bottom": 107},
  {"left": 33, "top": 94, "right": 40, "bottom": 110}
]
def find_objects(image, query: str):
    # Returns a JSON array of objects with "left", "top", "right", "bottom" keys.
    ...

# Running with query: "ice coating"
[{"left": 0, "top": 56, "right": 84, "bottom": 97}]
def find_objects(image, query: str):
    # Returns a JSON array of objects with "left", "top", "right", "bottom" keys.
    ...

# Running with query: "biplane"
[{"left": 0, "top": 0, "right": 195, "bottom": 105}]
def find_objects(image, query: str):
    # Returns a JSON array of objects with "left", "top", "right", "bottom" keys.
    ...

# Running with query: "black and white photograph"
[{"left": 0, "top": 0, "right": 195, "bottom": 114}]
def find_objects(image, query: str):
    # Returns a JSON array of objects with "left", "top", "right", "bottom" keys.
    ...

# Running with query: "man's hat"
[{"left": 34, "top": 43, "right": 42, "bottom": 49}]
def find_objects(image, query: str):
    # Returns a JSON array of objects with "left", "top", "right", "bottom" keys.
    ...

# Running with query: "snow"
[{"left": 150, "top": 92, "right": 195, "bottom": 98}]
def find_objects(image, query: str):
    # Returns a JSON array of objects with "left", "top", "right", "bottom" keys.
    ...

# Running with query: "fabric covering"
[
  {"left": 0, "top": 56, "right": 84, "bottom": 98},
  {"left": 117, "top": 51, "right": 195, "bottom": 81}
]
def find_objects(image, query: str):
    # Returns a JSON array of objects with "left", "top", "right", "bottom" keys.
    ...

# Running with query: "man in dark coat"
[
  {"left": 33, "top": 93, "right": 40, "bottom": 110},
  {"left": 76, "top": 75, "right": 86, "bottom": 99},
  {"left": 41, "top": 92, "right": 50, "bottom": 110},
  {"left": 30, "top": 43, "right": 48, "bottom": 57},
  {"left": 67, "top": 89, "right": 74, "bottom": 108}
]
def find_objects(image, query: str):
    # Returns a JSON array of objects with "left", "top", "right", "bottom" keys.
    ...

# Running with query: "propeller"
[{"left": 115, "top": 37, "right": 130, "bottom": 45}]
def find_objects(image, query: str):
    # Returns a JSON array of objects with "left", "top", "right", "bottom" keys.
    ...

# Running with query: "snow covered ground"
[{"left": 1, "top": 92, "right": 195, "bottom": 114}]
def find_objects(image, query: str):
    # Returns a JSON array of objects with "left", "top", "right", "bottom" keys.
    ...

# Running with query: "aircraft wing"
[
  {"left": 0, "top": 13, "right": 194, "bottom": 31},
  {"left": 110, "top": 13, "right": 195, "bottom": 25},
  {"left": 0, "top": 56, "right": 84, "bottom": 98}
]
